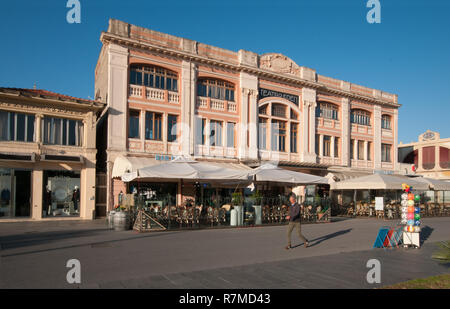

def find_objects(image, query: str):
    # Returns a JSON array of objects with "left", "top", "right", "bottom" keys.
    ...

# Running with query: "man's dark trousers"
[{"left": 287, "top": 203, "right": 308, "bottom": 246}]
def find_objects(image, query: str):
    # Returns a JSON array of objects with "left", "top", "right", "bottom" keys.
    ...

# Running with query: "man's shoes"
[{"left": 285, "top": 245, "right": 292, "bottom": 250}]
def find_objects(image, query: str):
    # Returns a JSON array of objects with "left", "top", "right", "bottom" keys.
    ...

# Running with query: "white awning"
[
  {"left": 111, "top": 156, "right": 160, "bottom": 178},
  {"left": 330, "top": 174, "right": 429, "bottom": 190},
  {"left": 121, "top": 156, "right": 252, "bottom": 182},
  {"left": 250, "top": 163, "right": 328, "bottom": 185},
  {"left": 411, "top": 177, "right": 450, "bottom": 191}
]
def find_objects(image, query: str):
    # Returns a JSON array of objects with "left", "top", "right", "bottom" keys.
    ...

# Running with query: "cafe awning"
[
  {"left": 249, "top": 163, "right": 328, "bottom": 185},
  {"left": 121, "top": 156, "right": 251, "bottom": 182},
  {"left": 330, "top": 173, "right": 429, "bottom": 190},
  {"left": 410, "top": 176, "right": 450, "bottom": 191},
  {"left": 111, "top": 155, "right": 160, "bottom": 178}
]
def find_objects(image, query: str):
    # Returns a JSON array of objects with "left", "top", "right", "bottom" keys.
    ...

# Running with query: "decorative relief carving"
[{"left": 260, "top": 53, "right": 301, "bottom": 77}]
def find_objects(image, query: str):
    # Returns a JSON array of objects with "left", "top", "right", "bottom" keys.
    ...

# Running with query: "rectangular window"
[
  {"left": 210, "top": 120, "right": 222, "bottom": 147},
  {"left": 358, "top": 140, "right": 365, "bottom": 160},
  {"left": 367, "top": 142, "right": 372, "bottom": 161},
  {"left": 227, "top": 122, "right": 235, "bottom": 148},
  {"left": 271, "top": 120, "right": 286, "bottom": 152},
  {"left": 167, "top": 114, "right": 177, "bottom": 142},
  {"left": 350, "top": 139, "right": 355, "bottom": 160},
  {"left": 42, "top": 116, "right": 83, "bottom": 146},
  {"left": 201, "top": 118, "right": 206, "bottom": 145},
  {"left": 381, "top": 143, "right": 392, "bottom": 162},
  {"left": 128, "top": 110, "right": 140, "bottom": 139},
  {"left": 315, "top": 134, "right": 320, "bottom": 155},
  {"left": 290, "top": 123, "right": 298, "bottom": 153},
  {"left": 258, "top": 119, "right": 267, "bottom": 150},
  {"left": 323, "top": 135, "right": 331, "bottom": 157},
  {"left": 334, "top": 137, "right": 339, "bottom": 158},
  {"left": 145, "top": 112, "right": 162, "bottom": 140},
  {"left": 0, "top": 111, "right": 35, "bottom": 142}
]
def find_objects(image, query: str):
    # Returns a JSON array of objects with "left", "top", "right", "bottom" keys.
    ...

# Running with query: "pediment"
[{"left": 259, "top": 53, "right": 301, "bottom": 77}]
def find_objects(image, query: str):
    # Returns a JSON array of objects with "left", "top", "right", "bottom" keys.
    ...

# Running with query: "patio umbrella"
[
  {"left": 249, "top": 163, "right": 328, "bottom": 185},
  {"left": 409, "top": 176, "right": 450, "bottom": 191},
  {"left": 121, "top": 156, "right": 251, "bottom": 182},
  {"left": 330, "top": 173, "right": 429, "bottom": 190}
]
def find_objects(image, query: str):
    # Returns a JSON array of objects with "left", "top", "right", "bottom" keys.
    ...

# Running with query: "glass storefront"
[
  {"left": 0, "top": 168, "right": 31, "bottom": 218},
  {"left": 43, "top": 170, "right": 81, "bottom": 217}
]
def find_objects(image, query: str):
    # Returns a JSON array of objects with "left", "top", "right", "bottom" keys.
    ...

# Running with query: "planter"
[
  {"left": 253, "top": 205, "right": 262, "bottom": 225},
  {"left": 233, "top": 205, "right": 244, "bottom": 226},
  {"left": 113, "top": 211, "right": 131, "bottom": 231}
]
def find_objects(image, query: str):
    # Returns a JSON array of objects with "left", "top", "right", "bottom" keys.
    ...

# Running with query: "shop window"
[
  {"left": 145, "top": 112, "right": 162, "bottom": 141},
  {"left": 0, "top": 111, "right": 35, "bottom": 142},
  {"left": 42, "top": 116, "right": 83, "bottom": 146},
  {"left": 128, "top": 110, "right": 140, "bottom": 139},
  {"left": 197, "top": 79, "right": 235, "bottom": 101},
  {"left": 167, "top": 114, "right": 178, "bottom": 142},
  {"left": 43, "top": 170, "right": 80, "bottom": 217},
  {"left": 227, "top": 122, "right": 235, "bottom": 148},
  {"left": 0, "top": 168, "right": 31, "bottom": 218}
]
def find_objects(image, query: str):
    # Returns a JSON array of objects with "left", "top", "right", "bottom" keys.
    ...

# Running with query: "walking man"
[{"left": 285, "top": 193, "right": 309, "bottom": 250}]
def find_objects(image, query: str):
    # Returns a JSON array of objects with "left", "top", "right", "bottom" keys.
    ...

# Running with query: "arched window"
[
  {"left": 197, "top": 78, "right": 235, "bottom": 101},
  {"left": 129, "top": 65, "right": 178, "bottom": 92},
  {"left": 350, "top": 109, "right": 371, "bottom": 126},
  {"left": 381, "top": 114, "right": 391, "bottom": 129},
  {"left": 316, "top": 102, "right": 338, "bottom": 120}
]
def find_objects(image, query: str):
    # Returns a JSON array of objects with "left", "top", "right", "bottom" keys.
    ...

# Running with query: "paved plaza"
[{"left": 0, "top": 217, "right": 449, "bottom": 288}]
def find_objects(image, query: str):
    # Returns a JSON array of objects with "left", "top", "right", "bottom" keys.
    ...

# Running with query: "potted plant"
[{"left": 250, "top": 190, "right": 263, "bottom": 225}]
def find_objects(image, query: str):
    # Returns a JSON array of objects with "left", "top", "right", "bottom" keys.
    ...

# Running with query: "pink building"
[{"left": 94, "top": 19, "right": 400, "bottom": 214}]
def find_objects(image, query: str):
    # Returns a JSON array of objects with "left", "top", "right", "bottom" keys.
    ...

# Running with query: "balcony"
[
  {"left": 196, "top": 96, "right": 237, "bottom": 113},
  {"left": 128, "top": 85, "right": 179, "bottom": 104}
]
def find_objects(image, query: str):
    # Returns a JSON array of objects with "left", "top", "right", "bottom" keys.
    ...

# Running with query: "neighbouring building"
[
  {"left": 398, "top": 130, "right": 450, "bottom": 181},
  {"left": 0, "top": 88, "right": 105, "bottom": 221},
  {"left": 95, "top": 19, "right": 401, "bottom": 212}
]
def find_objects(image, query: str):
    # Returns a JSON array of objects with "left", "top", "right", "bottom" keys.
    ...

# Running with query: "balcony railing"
[{"left": 128, "top": 85, "right": 179, "bottom": 104}]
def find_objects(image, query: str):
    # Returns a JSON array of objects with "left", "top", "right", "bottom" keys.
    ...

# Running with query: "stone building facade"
[{"left": 95, "top": 19, "right": 400, "bottom": 211}]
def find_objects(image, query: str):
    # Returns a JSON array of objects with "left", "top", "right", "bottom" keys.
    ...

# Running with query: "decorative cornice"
[{"left": 100, "top": 32, "right": 400, "bottom": 108}]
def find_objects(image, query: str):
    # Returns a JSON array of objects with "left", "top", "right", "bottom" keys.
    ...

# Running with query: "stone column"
[
  {"left": 302, "top": 88, "right": 317, "bottom": 162},
  {"left": 140, "top": 110, "right": 145, "bottom": 152},
  {"left": 341, "top": 98, "right": 350, "bottom": 166},
  {"left": 374, "top": 105, "right": 382, "bottom": 169},
  {"left": 181, "top": 60, "right": 195, "bottom": 156},
  {"left": 31, "top": 168, "right": 43, "bottom": 220},
  {"left": 393, "top": 108, "right": 399, "bottom": 171},
  {"left": 238, "top": 88, "right": 249, "bottom": 160},
  {"left": 248, "top": 90, "right": 258, "bottom": 159},
  {"left": 35, "top": 114, "right": 42, "bottom": 143}
]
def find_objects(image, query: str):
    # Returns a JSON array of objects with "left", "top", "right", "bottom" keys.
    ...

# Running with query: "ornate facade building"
[
  {"left": 0, "top": 88, "right": 104, "bottom": 220},
  {"left": 95, "top": 19, "right": 400, "bottom": 212},
  {"left": 399, "top": 130, "right": 450, "bottom": 180}
]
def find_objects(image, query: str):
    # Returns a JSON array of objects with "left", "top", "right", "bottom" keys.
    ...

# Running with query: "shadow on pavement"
[
  {"left": 291, "top": 228, "right": 353, "bottom": 248},
  {"left": 420, "top": 225, "right": 434, "bottom": 245}
]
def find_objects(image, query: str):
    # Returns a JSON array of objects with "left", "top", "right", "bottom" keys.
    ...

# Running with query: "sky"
[{"left": 0, "top": 0, "right": 449, "bottom": 144}]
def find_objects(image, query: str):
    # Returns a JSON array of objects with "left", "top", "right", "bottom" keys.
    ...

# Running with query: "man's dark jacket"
[{"left": 289, "top": 203, "right": 301, "bottom": 222}]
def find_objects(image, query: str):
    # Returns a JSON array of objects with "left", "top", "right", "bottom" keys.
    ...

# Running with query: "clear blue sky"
[{"left": 0, "top": 0, "right": 449, "bottom": 143}]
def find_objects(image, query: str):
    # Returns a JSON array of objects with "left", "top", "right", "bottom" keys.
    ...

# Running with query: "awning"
[
  {"left": 410, "top": 177, "right": 450, "bottom": 191},
  {"left": 249, "top": 163, "right": 328, "bottom": 185},
  {"left": 111, "top": 155, "right": 160, "bottom": 178},
  {"left": 330, "top": 174, "right": 429, "bottom": 190},
  {"left": 121, "top": 156, "right": 251, "bottom": 182},
  {"left": 325, "top": 171, "right": 372, "bottom": 183}
]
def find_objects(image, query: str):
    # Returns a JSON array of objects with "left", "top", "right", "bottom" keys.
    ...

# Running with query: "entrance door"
[{"left": 14, "top": 170, "right": 31, "bottom": 217}]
